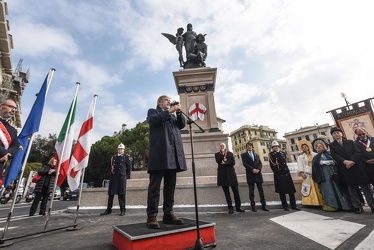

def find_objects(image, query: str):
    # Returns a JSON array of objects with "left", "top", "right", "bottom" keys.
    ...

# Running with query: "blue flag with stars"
[{"left": 4, "top": 73, "right": 49, "bottom": 187}]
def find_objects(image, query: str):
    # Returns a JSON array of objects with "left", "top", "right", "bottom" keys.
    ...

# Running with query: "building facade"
[
  {"left": 284, "top": 123, "right": 333, "bottom": 162},
  {"left": 229, "top": 125, "right": 289, "bottom": 163},
  {"left": 0, "top": 0, "right": 28, "bottom": 127}
]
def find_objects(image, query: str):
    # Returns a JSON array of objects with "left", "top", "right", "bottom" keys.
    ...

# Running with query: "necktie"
[{"left": 249, "top": 152, "right": 254, "bottom": 160}]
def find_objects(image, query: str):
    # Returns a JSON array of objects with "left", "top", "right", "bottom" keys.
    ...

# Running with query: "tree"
[{"left": 28, "top": 133, "right": 57, "bottom": 163}]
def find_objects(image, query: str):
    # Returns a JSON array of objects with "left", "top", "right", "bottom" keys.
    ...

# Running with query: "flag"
[
  {"left": 4, "top": 73, "right": 51, "bottom": 187},
  {"left": 55, "top": 97, "right": 77, "bottom": 186},
  {"left": 67, "top": 96, "right": 96, "bottom": 191}
]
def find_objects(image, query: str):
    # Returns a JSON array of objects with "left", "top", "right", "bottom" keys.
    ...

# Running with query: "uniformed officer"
[
  {"left": 268, "top": 141, "right": 300, "bottom": 211},
  {"left": 101, "top": 143, "right": 132, "bottom": 216}
]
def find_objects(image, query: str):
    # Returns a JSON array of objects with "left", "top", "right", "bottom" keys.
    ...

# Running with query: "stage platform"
[{"left": 112, "top": 218, "right": 216, "bottom": 250}]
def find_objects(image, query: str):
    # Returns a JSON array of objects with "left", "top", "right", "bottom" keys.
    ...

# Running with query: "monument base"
[{"left": 112, "top": 218, "right": 216, "bottom": 250}]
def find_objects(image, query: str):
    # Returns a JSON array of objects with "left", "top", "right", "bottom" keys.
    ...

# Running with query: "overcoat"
[
  {"left": 268, "top": 150, "right": 296, "bottom": 194},
  {"left": 215, "top": 150, "right": 238, "bottom": 186},
  {"left": 241, "top": 151, "right": 263, "bottom": 184},
  {"left": 147, "top": 106, "right": 187, "bottom": 172},
  {"left": 354, "top": 136, "right": 374, "bottom": 181},
  {"left": 0, "top": 119, "right": 19, "bottom": 173},
  {"left": 329, "top": 139, "right": 370, "bottom": 185},
  {"left": 33, "top": 164, "right": 56, "bottom": 193},
  {"left": 108, "top": 154, "right": 132, "bottom": 195}
]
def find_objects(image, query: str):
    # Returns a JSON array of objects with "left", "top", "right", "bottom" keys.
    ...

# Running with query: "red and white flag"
[
  {"left": 67, "top": 96, "right": 97, "bottom": 191},
  {"left": 55, "top": 90, "right": 78, "bottom": 186},
  {"left": 189, "top": 103, "right": 207, "bottom": 121}
]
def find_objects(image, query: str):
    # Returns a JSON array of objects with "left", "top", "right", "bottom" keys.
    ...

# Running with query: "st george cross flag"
[
  {"left": 4, "top": 71, "right": 52, "bottom": 187},
  {"left": 67, "top": 95, "right": 97, "bottom": 191},
  {"left": 55, "top": 97, "right": 77, "bottom": 186}
]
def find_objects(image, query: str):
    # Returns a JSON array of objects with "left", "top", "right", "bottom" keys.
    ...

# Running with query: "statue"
[{"left": 162, "top": 23, "right": 207, "bottom": 69}]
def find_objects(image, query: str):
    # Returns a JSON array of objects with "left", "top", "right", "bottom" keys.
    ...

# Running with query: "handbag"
[
  {"left": 32, "top": 173, "right": 42, "bottom": 183},
  {"left": 301, "top": 175, "right": 311, "bottom": 197}
]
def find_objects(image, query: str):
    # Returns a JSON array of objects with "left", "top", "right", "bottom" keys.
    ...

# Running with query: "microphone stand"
[{"left": 178, "top": 110, "right": 215, "bottom": 250}]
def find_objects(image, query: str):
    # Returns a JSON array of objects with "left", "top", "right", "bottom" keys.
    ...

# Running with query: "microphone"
[{"left": 170, "top": 101, "right": 180, "bottom": 106}]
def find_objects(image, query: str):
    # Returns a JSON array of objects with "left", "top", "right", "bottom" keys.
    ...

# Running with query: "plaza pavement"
[{"left": 2, "top": 202, "right": 374, "bottom": 250}]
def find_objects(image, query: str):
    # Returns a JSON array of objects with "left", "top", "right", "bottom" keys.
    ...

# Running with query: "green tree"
[{"left": 28, "top": 133, "right": 57, "bottom": 163}]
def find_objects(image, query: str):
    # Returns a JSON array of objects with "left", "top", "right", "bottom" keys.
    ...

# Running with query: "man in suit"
[
  {"left": 0, "top": 98, "right": 20, "bottom": 185},
  {"left": 101, "top": 143, "right": 132, "bottom": 216},
  {"left": 241, "top": 142, "right": 269, "bottom": 212},
  {"left": 215, "top": 142, "right": 245, "bottom": 214},
  {"left": 354, "top": 128, "right": 374, "bottom": 184},
  {"left": 329, "top": 127, "right": 374, "bottom": 214}
]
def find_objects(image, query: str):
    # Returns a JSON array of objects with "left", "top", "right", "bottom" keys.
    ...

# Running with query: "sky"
[{"left": 7, "top": 0, "right": 374, "bottom": 145}]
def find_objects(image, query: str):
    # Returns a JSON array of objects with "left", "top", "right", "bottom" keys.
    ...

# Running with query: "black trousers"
[
  {"left": 147, "top": 169, "right": 177, "bottom": 218},
  {"left": 222, "top": 186, "right": 241, "bottom": 209},
  {"left": 279, "top": 193, "right": 296, "bottom": 208},
  {"left": 248, "top": 183, "right": 266, "bottom": 207},
  {"left": 106, "top": 194, "right": 126, "bottom": 212},
  {"left": 29, "top": 186, "right": 50, "bottom": 215}
]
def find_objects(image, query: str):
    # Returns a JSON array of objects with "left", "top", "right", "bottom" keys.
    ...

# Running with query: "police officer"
[
  {"left": 269, "top": 141, "right": 300, "bottom": 211},
  {"left": 101, "top": 143, "right": 132, "bottom": 216}
]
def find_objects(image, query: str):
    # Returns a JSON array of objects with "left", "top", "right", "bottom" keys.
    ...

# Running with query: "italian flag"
[
  {"left": 67, "top": 95, "right": 97, "bottom": 191},
  {"left": 55, "top": 97, "right": 77, "bottom": 186}
]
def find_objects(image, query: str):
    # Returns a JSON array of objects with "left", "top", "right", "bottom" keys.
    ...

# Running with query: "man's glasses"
[
  {"left": 357, "top": 133, "right": 366, "bottom": 136},
  {"left": 2, "top": 104, "right": 18, "bottom": 111}
]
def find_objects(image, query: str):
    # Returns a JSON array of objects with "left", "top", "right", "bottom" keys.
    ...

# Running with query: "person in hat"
[
  {"left": 296, "top": 139, "right": 323, "bottom": 206},
  {"left": 329, "top": 127, "right": 374, "bottom": 214},
  {"left": 100, "top": 143, "right": 132, "bottom": 216},
  {"left": 268, "top": 141, "right": 300, "bottom": 211},
  {"left": 311, "top": 139, "right": 352, "bottom": 211},
  {"left": 354, "top": 128, "right": 374, "bottom": 183}
]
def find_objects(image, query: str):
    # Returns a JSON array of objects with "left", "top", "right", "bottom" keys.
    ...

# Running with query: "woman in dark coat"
[
  {"left": 215, "top": 143, "right": 244, "bottom": 214},
  {"left": 29, "top": 157, "right": 56, "bottom": 216}
]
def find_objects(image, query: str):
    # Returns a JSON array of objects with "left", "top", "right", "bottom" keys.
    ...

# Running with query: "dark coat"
[
  {"left": 108, "top": 154, "right": 132, "bottom": 195},
  {"left": 268, "top": 150, "right": 296, "bottom": 194},
  {"left": 329, "top": 139, "right": 370, "bottom": 185},
  {"left": 354, "top": 136, "right": 374, "bottom": 182},
  {"left": 147, "top": 106, "right": 187, "bottom": 172},
  {"left": 215, "top": 150, "right": 238, "bottom": 186},
  {"left": 34, "top": 164, "right": 56, "bottom": 193},
  {"left": 0, "top": 119, "right": 19, "bottom": 172},
  {"left": 241, "top": 151, "right": 263, "bottom": 184}
]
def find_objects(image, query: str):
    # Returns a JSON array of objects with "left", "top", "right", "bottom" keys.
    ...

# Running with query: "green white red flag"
[
  {"left": 67, "top": 95, "right": 97, "bottom": 191},
  {"left": 55, "top": 96, "right": 77, "bottom": 186}
]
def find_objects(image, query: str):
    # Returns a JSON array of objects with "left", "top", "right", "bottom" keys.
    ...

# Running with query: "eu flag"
[{"left": 4, "top": 72, "right": 50, "bottom": 187}]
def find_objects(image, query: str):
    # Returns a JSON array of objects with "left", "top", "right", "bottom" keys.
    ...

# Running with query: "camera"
[{"left": 170, "top": 101, "right": 179, "bottom": 106}]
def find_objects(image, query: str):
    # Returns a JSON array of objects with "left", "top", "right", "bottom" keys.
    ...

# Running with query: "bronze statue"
[{"left": 162, "top": 23, "right": 207, "bottom": 69}]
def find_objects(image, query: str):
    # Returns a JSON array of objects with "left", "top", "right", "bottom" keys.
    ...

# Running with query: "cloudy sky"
[{"left": 8, "top": 0, "right": 374, "bottom": 144}]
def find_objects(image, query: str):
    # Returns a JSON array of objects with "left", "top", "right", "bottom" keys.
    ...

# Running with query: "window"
[
  {"left": 321, "top": 131, "right": 326, "bottom": 135},
  {"left": 235, "top": 141, "right": 237, "bottom": 145},
  {"left": 263, "top": 156, "right": 269, "bottom": 161},
  {"left": 298, "top": 137, "right": 302, "bottom": 141},
  {"left": 260, "top": 142, "right": 265, "bottom": 146},
  {"left": 313, "top": 133, "right": 317, "bottom": 139},
  {"left": 255, "top": 131, "right": 257, "bottom": 135},
  {"left": 291, "top": 138, "right": 295, "bottom": 144},
  {"left": 291, "top": 145, "right": 294, "bottom": 151},
  {"left": 305, "top": 135, "right": 310, "bottom": 141},
  {"left": 263, "top": 149, "right": 266, "bottom": 153},
  {"left": 239, "top": 139, "right": 241, "bottom": 144},
  {"left": 293, "top": 155, "right": 297, "bottom": 161}
]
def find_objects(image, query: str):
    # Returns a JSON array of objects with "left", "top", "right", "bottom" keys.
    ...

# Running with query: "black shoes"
[
  {"left": 39, "top": 212, "right": 46, "bottom": 216},
  {"left": 163, "top": 214, "right": 184, "bottom": 225},
  {"left": 228, "top": 208, "right": 234, "bottom": 214},
  {"left": 291, "top": 207, "right": 301, "bottom": 211},
  {"left": 236, "top": 208, "right": 245, "bottom": 213},
  {"left": 283, "top": 207, "right": 289, "bottom": 211},
  {"left": 147, "top": 217, "right": 160, "bottom": 229},
  {"left": 371, "top": 207, "right": 374, "bottom": 213},
  {"left": 251, "top": 207, "right": 257, "bottom": 212},
  {"left": 262, "top": 206, "right": 269, "bottom": 211},
  {"left": 119, "top": 210, "right": 126, "bottom": 216},
  {"left": 354, "top": 207, "right": 364, "bottom": 214},
  {"left": 100, "top": 210, "right": 111, "bottom": 216}
]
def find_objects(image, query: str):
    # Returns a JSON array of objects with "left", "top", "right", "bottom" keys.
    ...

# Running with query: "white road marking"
[
  {"left": 355, "top": 230, "right": 374, "bottom": 250},
  {"left": 270, "top": 211, "right": 365, "bottom": 250}
]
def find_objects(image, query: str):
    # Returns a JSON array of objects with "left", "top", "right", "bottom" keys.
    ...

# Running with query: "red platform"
[{"left": 112, "top": 218, "right": 216, "bottom": 250}]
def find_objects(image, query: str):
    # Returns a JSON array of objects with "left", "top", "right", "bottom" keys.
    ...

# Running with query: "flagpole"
[
  {"left": 68, "top": 94, "right": 97, "bottom": 231},
  {"left": 44, "top": 82, "right": 80, "bottom": 232},
  {"left": 0, "top": 68, "right": 56, "bottom": 246}
]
